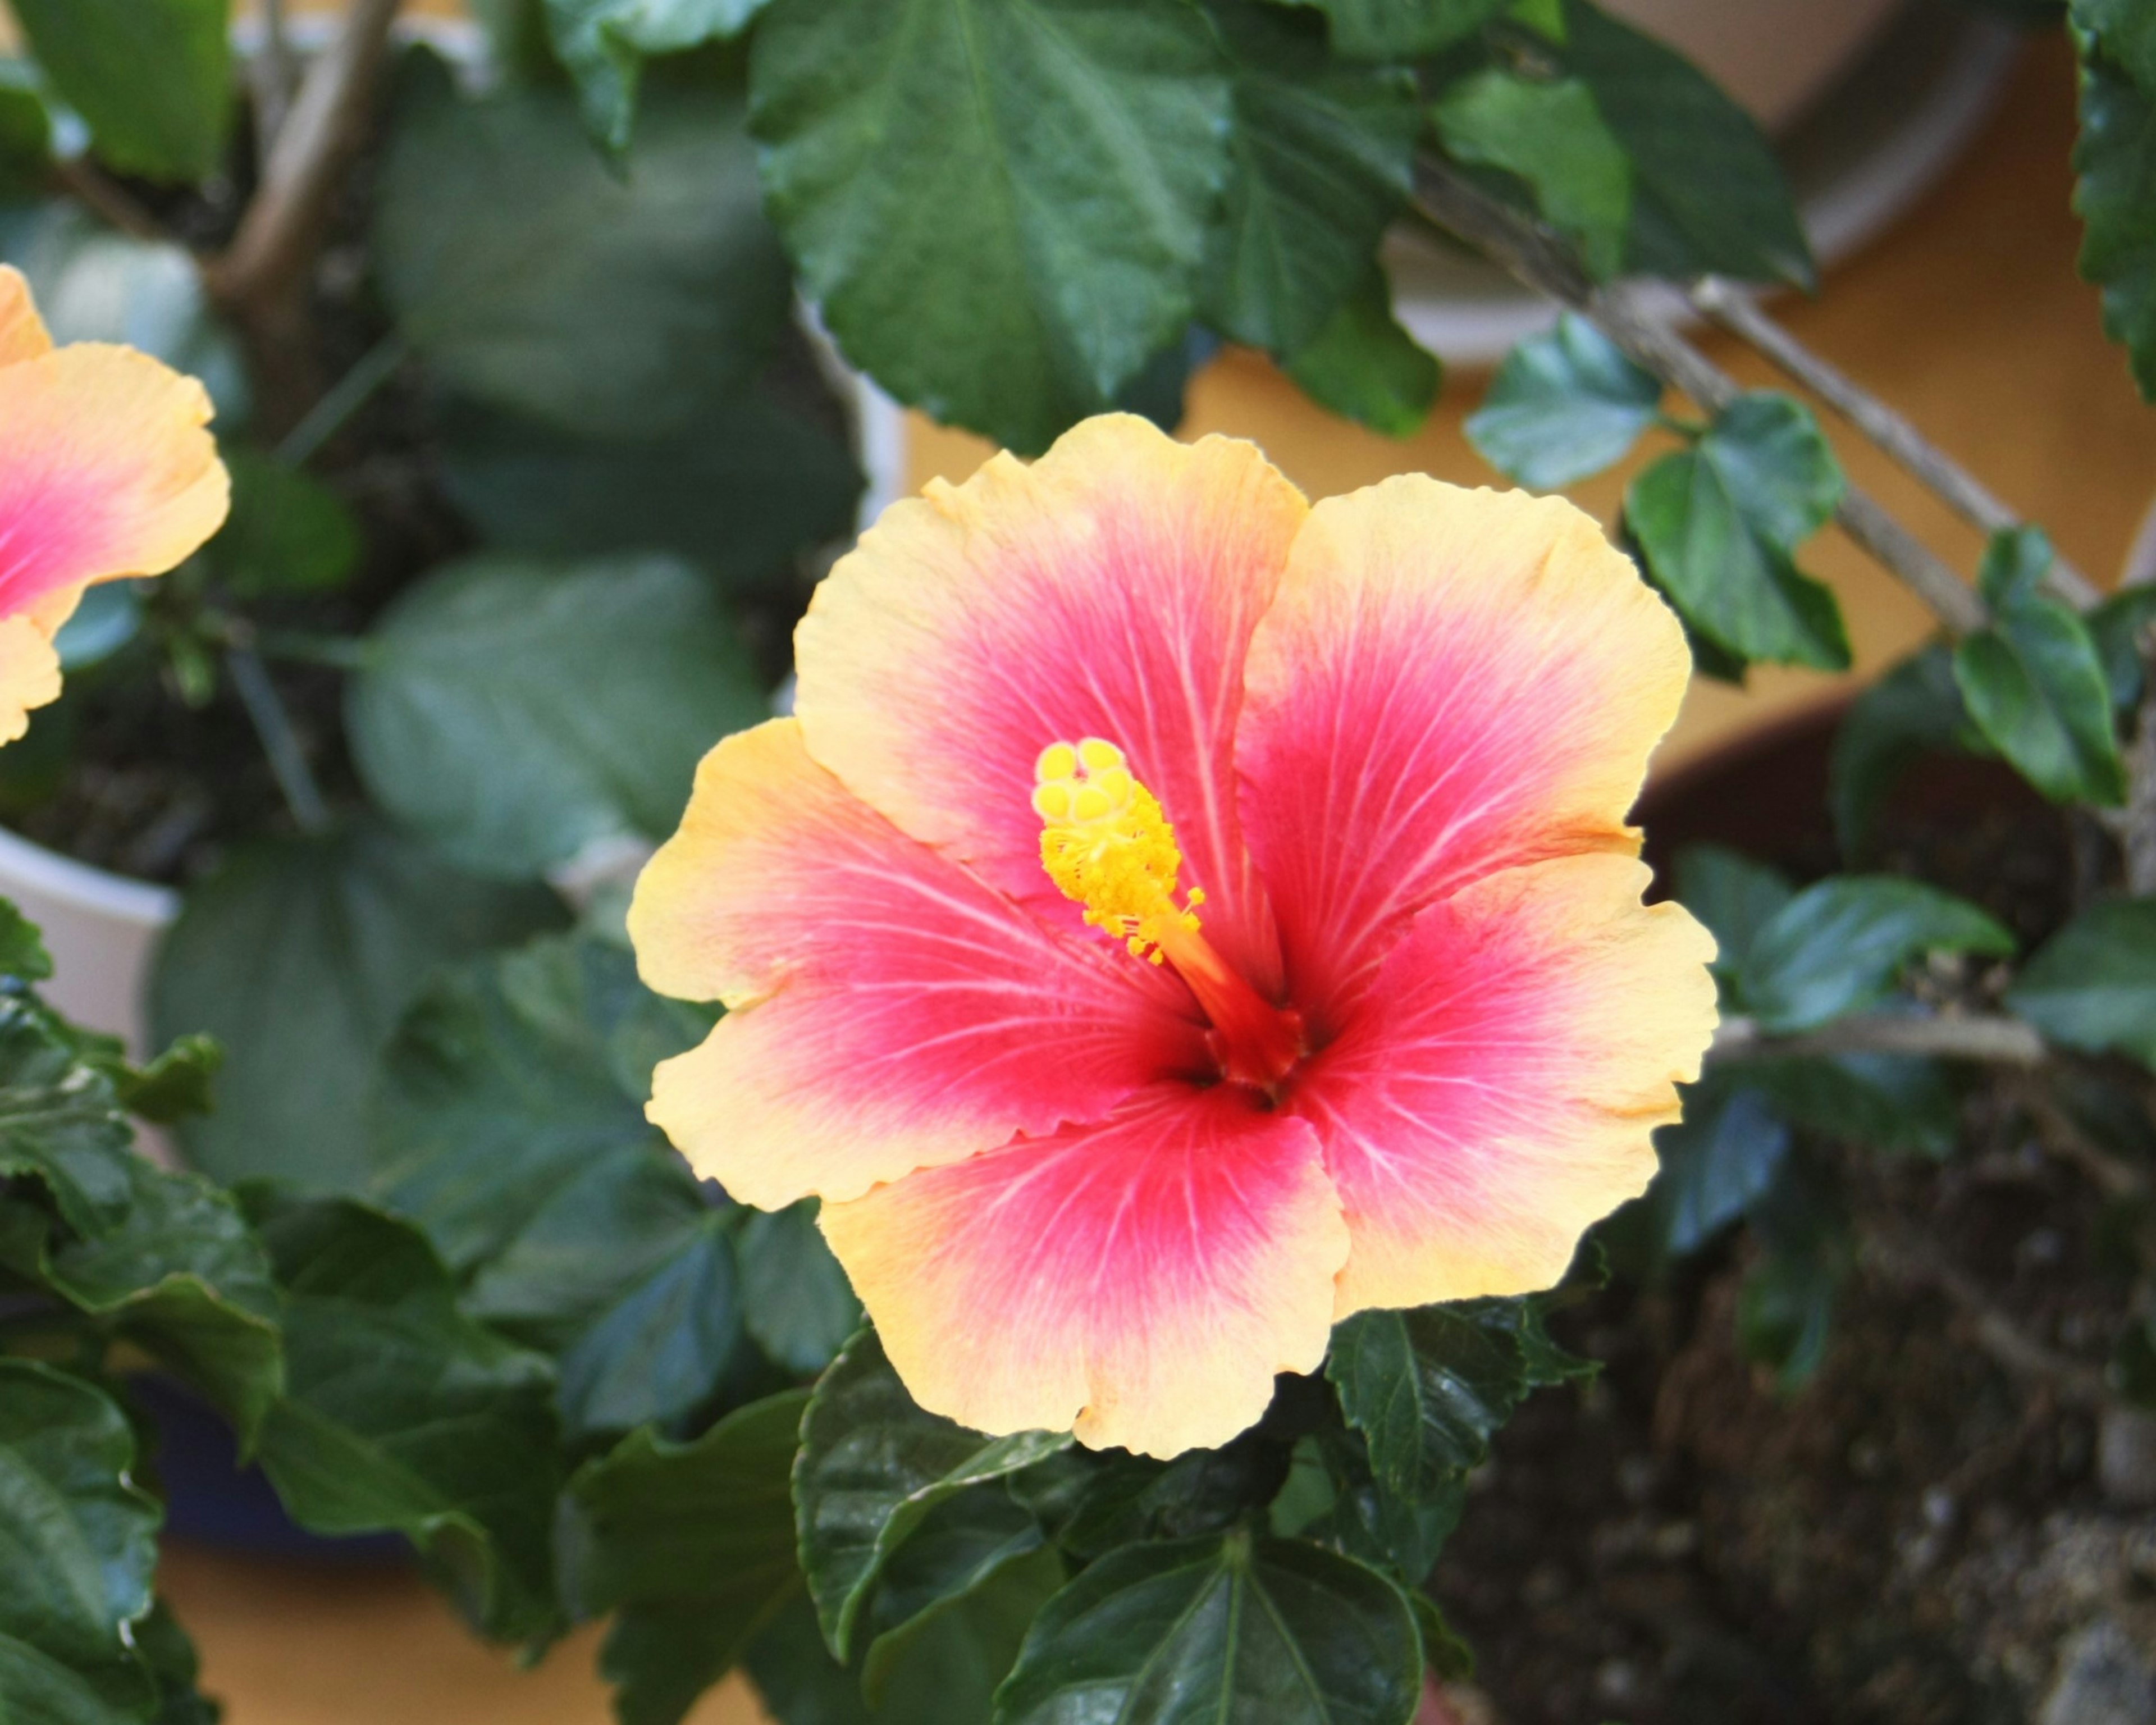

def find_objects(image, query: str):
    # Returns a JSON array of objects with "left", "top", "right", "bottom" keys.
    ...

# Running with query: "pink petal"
[
  {"left": 823, "top": 1083, "right": 1347, "bottom": 1458},
  {"left": 1239, "top": 479, "right": 1690, "bottom": 1023},
  {"left": 1289, "top": 854, "right": 1718, "bottom": 1316},
  {"left": 630, "top": 720, "right": 1204, "bottom": 1211},
  {"left": 795, "top": 414, "right": 1308, "bottom": 996}
]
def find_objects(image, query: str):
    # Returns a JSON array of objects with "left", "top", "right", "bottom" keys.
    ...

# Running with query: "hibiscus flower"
[
  {"left": 631, "top": 414, "right": 1716, "bottom": 1458},
  {"left": 0, "top": 264, "right": 229, "bottom": 744}
]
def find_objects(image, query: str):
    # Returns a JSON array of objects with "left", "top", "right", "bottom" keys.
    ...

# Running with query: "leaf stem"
[
  {"left": 225, "top": 646, "right": 331, "bottom": 834},
  {"left": 1410, "top": 157, "right": 1990, "bottom": 638},
  {"left": 1688, "top": 277, "right": 2102, "bottom": 612},
  {"left": 1710, "top": 1011, "right": 2049, "bottom": 1066},
  {"left": 274, "top": 332, "right": 406, "bottom": 468}
]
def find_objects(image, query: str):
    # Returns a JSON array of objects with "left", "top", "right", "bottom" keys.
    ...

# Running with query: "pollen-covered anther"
[{"left": 1032, "top": 737, "right": 1203, "bottom": 962}]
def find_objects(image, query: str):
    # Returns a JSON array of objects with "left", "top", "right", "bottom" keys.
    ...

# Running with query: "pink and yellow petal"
[
  {"left": 1238, "top": 478, "right": 1690, "bottom": 1020},
  {"left": 795, "top": 413, "right": 1307, "bottom": 996},
  {"left": 630, "top": 719, "right": 1204, "bottom": 1212},
  {"left": 821, "top": 1085, "right": 1347, "bottom": 1458},
  {"left": 0, "top": 343, "right": 229, "bottom": 620},
  {"left": 0, "top": 267, "right": 52, "bottom": 367},
  {"left": 1290, "top": 853, "right": 1718, "bottom": 1317}
]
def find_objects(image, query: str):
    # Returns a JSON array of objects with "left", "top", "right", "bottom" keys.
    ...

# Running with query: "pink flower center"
[{"left": 1033, "top": 738, "right": 1304, "bottom": 1090}]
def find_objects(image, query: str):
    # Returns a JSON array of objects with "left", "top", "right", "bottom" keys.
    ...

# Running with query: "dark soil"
[{"left": 1431, "top": 724, "right": 2156, "bottom": 1725}]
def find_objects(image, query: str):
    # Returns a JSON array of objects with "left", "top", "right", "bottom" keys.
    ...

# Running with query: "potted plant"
[{"left": 0, "top": 1, "right": 2152, "bottom": 1723}]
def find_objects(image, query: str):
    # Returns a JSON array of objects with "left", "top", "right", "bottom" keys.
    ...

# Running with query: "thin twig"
[
  {"left": 274, "top": 332, "right": 406, "bottom": 468},
  {"left": 1413, "top": 159, "right": 1990, "bottom": 638},
  {"left": 52, "top": 159, "right": 169, "bottom": 245},
  {"left": 207, "top": 0, "right": 402, "bottom": 314},
  {"left": 1689, "top": 277, "right": 2102, "bottom": 613},
  {"left": 1711, "top": 1011, "right": 2049, "bottom": 1067},
  {"left": 2012, "top": 1078, "right": 2153, "bottom": 1204},
  {"left": 225, "top": 646, "right": 331, "bottom": 834},
  {"left": 250, "top": 0, "right": 301, "bottom": 152},
  {"left": 1866, "top": 1229, "right": 2108, "bottom": 1406}
]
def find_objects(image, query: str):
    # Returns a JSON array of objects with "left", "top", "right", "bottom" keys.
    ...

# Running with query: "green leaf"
[
  {"left": 1554, "top": 0, "right": 1814, "bottom": 288},
  {"left": 1410, "top": 1591, "right": 1474, "bottom": 1685},
  {"left": 796, "top": 1328, "right": 1072, "bottom": 1661},
  {"left": 1738, "top": 875, "right": 2014, "bottom": 1034},
  {"left": 1735, "top": 1160, "right": 1849, "bottom": 1391},
  {"left": 1672, "top": 844, "right": 1793, "bottom": 983},
  {"left": 348, "top": 554, "right": 768, "bottom": 880},
  {"left": 3, "top": 1153, "right": 284, "bottom": 1443},
  {"left": 1626, "top": 393, "right": 1849, "bottom": 671},
  {"left": 1650, "top": 1080, "right": 1789, "bottom": 1256},
  {"left": 210, "top": 450, "right": 363, "bottom": 599},
  {"left": 0, "top": 1362, "right": 161, "bottom": 1723},
  {"left": 0, "top": 64, "right": 56, "bottom": 198},
  {"left": 0, "top": 997, "right": 137, "bottom": 1238},
  {"left": 2076, "top": 0, "right": 2156, "bottom": 88},
  {"left": 106, "top": 1036, "right": 222, "bottom": 1127},
  {"left": 7, "top": 0, "right": 230, "bottom": 180},
  {"left": 437, "top": 394, "right": 862, "bottom": 591},
  {"left": 749, "top": 0, "right": 1232, "bottom": 455},
  {"left": 738, "top": 1202, "right": 862, "bottom": 1376},
  {"left": 560, "top": 1392, "right": 807, "bottom": 1722},
  {"left": 1280, "top": 269, "right": 1441, "bottom": 437},
  {"left": 0, "top": 896, "right": 53, "bottom": 982},
  {"left": 2008, "top": 897, "right": 2156, "bottom": 1065},
  {"left": 1433, "top": 70, "right": 1632, "bottom": 279},
  {"left": 858, "top": 1493, "right": 1048, "bottom": 1700},
  {"left": 1743, "top": 1047, "right": 1962, "bottom": 1158},
  {"left": 1465, "top": 313, "right": 1661, "bottom": 489},
  {"left": 2075, "top": 4, "right": 2156, "bottom": 397},
  {"left": 135, "top": 1602, "right": 216, "bottom": 1725},
  {"left": 1288, "top": 1431, "right": 1462, "bottom": 1588},
  {"left": 375, "top": 57, "right": 791, "bottom": 439},
  {"left": 247, "top": 1194, "right": 563, "bottom": 1642},
  {"left": 1952, "top": 530, "right": 2126, "bottom": 806},
  {"left": 2086, "top": 583, "right": 2156, "bottom": 708},
  {"left": 992, "top": 1530, "right": 1422, "bottom": 1725},
  {"left": 369, "top": 923, "right": 710, "bottom": 1277},
  {"left": 150, "top": 822, "right": 566, "bottom": 1190},
  {"left": 546, "top": 0, "right": 773, "bottom": 150},
  {"left": 1284, "top": 0, "right": 1509, "bottom": 57},
  {"left": 1828, "top": 643, "right": 1977, "bottom": 856},
  {"left": 1198, "top": 2, "right": 1419, "bottom": 358},
  {"left": 1327, "top": 1298, "right": 1583, "bottom": 1500}
]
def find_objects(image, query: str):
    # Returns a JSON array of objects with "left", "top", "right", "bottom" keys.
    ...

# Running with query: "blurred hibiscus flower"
[
  {"left": 0, "top": 265, "right": 229, "bottom": 744},
  {"left": 631, "top": 413, "right": 1716, "bottom": 1458}
]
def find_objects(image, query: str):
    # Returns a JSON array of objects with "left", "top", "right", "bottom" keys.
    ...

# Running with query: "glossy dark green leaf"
[
  {"left": 1828, "top": 642, "right": 1977, "bottom": 855},
  {"left": 135, "top": 1602, "right": 215, "bottom": 1725},
  {"left": 8, "top": 0, "right": 230, "bottom": 180},
  {"left": 561, "top": 1391, "right": 807, "bottom": 1722},
  {"left": 993, "top": 1530, "right": 1421, "bottom": 1725},
  {"left": 4, "top": 1153, "right": 283, "bottom": 1442},
  {"left": 1672, "top": 844, "right": 1793, "bottom": 984},
  {"left": 1198, "top": 2, "right": 1419, "bottom": 357},
  {"left": 248, "top": 1194, "right": 562, "bottom": 1642},
  {"left": 1465, "top": 313, "right": 1661, "bottom": 489},
  {"left": 370, "top": 923, "right": 710, "bottom": 1277},
  {"left": 1743, "top": 1049, "right": 1961, "bottom": 1158},
  {"left": 860, "top": 1508, "right": 1058, "bottom": 1708},
  {"left": 0, "top": 997, "right": 136, "bottom": 1238},
  {"left": 0, "top": 65, "right": 54, "bottom": 197},
  {"left": 1283, "top": 1431, "right": 1463, "bottom": 1588},
  {"left": 546, "top": 0, "right": 771, "bottom": 150},
  {"left": 796, "top": 1329, "right": 1071, "bottom": 1660},
  {"left": 1738, "top": 875, "right": 2013, "bottom": 1034},
  {"left": 2008, "top": 897, "right": 2156, "bottom": 1065},
  {"left": 738, "top": 1202, "right": 862, "bottom": 1376},
  {"left": 749, "top": 0, "right": 1231, "bottom": 454},
  {"left": 1650, "top": 1080, "right": 1789, "bottom": 1256},
  {"left": 1626, "top": 394, "right": 1849, "bottom": 670},
  {"left": 0, "top": 897, "right": 52, "bottom": 982},
  {"left": 1281, "top": 269, "right": 1441, "bottom": 437},
  {"left": 348, "top": 554, "right": 769, "bottom": 879},
  {"left": 437, "top": 393, "right": 862, "bottom": 590},
  {"left": 376, "top": 57, "right": 791, "bottom": 438},
  {"left": 1021, "top": 1439, "right": 1292, "bottom": 1561},
  {"left": 1327, "top": 1298, "right": 1583, "bottom": 1500},
  {"left": 1555, "top": 0, "right": 1814, "bottom": 288},
  {"left": 0, "top": 1362, "right": 161, "bottom": 1724},
  {"left": 1433, "top": 70, "right": 1631, "bottom": 278},
  {"left": 105, "top": 1036, "right": 221, "bottom": 1128},
  {"left": 1282, "top": 0, "right": 1508, "bottom": 56},
  {"left": 210, "top": 450, "right": 363, "bottom": 599},
  {"left": 1953, "top": 530, "right": 2126, "bottom": 806},
  {"left": 2075, "top": 8, "right": 2156, "bottom": 397},
  {"left": 152, "top": 823, "right": 565, "bottom": 1190}
]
